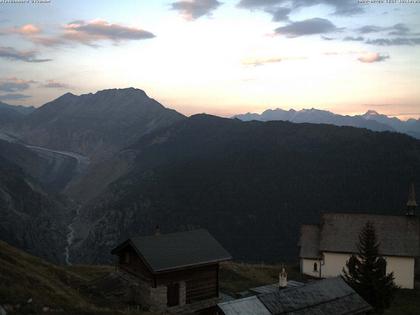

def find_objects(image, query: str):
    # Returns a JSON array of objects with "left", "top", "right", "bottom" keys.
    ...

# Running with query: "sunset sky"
[{"left": 0, "top": 0, "right": 419, "bottom": 118}]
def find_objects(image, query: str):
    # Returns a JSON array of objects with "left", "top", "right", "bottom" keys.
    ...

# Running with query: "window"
[{"left": 313, "top": 262, "right": 318, "bottom": 272}]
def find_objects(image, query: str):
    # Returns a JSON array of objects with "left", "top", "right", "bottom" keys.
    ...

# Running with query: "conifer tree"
[{"left": 342, "top": 221, "right": 397, "bottom": 314}]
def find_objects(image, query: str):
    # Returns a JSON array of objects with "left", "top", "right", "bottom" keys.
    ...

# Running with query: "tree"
[{"left": 342, "top": 221, "right": 397, "bottom": 314}]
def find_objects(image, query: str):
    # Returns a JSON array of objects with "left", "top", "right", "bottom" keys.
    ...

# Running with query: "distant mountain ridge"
[
  {"left": 71, "top": 114, "right": 420, "bottom": 264},
  {"left": 10, "top": 88, "right": 185, "bottom": 160},
  {"left": 0, "top": 101, "right": 35, "bottom": 127},
  {"left": 233, "top": 108, "right": 420, "bottom": 139}
]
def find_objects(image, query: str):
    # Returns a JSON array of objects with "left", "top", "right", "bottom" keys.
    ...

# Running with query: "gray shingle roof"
[
  {"left": 319, "top": 213, "right": 420, "bottom": 257},
  {"left": 112, "top": 229, "right": 231, "bottom": 273},
  {"left": 249, "top": 281, "right": 304, "bottom": 295},
  {"left": 298, "top": 225, "right": 320, "bottom": 259},
  {"left": 258, "top": 277, "right": 372, "bottom": 315},
  {"left": 218, "top": 296, "right": 271, "bottom": 315}
]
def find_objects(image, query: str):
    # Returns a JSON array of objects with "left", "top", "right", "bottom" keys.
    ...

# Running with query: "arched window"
[{"left": 313, "top": 262, "right": 318, "bottom": 272}]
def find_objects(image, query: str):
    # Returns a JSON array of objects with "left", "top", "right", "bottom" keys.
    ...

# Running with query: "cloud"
[
  {"left": 366, "top": 37, "right": 420, "bottom": 46},
  {"left": 267, "top": 7, "right": 292, "bottom": 21},
  {"left": 343, "top": 36, "right": 364, "bottom": 41},
  {"left": 357, "top": 23, "right": 411, "bottom": 35},
  {"left": 62, "top": 20, "right": 155, "bottom": 45},
  {"left": 42, "top": 80, "right": 71, "bottom": 89},
  {"left": 242, "top": 55, "right": 306, "bottom": 66},
  {"left": 358, "top": 52, "right": 389, "bottom": 63},
  {"left": 0, "top": 24, "right": 65, "bottom": 47},
  {"left": 0, "top": 93, "right": 31, "bottom": 101},
  {"left": 275, "top": 18, "right": 340, "bottom": 37},
  {"left": 15, "top": 24, "right": 41, "bottom": 35},
  {"left": 237, "top": 0, "right": 363, "bottom": 21},
  {"left": 0, "top": 46, "right": 51, "bottom": 62},
  {"left": 171, "top": 0, "right": 222, "bottom": 20},
  {"left": 0, "top": 23, "right": 41, "bottom": 36},
  {"left": 0, "top": 78, "right": 36, "bottom": 92}
]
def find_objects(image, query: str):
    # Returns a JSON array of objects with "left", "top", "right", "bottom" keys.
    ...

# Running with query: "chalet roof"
[
  {"left": 319, "top": 213, "right": 420, "bottom": 257},
  {"left": 258, "top": 277, "right": 372, "bottom": 315},
  {"left": 111, "top": 229, "right": 231, "bottom": 273},
  {"left": 218, "top": 278, "right": 372, "bottom": 315},
  {"left": 298, "top": 225, "right": 320, "bottom": 259}
]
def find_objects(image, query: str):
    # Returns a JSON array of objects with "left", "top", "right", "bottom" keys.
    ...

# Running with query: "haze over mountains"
[
  {"left": 234, "top": 108, "right": 420, "bottom": 139},
  {"left": 1, "top": 88, "right": 420, "bottom": 265}
]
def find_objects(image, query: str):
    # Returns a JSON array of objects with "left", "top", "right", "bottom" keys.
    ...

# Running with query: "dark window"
[
  {"left": 124, "top": 252, "right": 130, "bottom": 264},
  {"left": 313, "top": 262, "right": 318, "bottom": 272},
  {"left": 167, "top": 283, "right": 180, "bottom": 307}
]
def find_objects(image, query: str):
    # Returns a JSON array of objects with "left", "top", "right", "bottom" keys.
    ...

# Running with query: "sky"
[{"left": 0, "top": 0, "right": 419, "bottom": 118}]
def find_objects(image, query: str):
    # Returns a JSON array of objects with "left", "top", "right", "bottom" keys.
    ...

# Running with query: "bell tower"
[{"left": 406, "top": 182, "right": 417, "bottom": 216}]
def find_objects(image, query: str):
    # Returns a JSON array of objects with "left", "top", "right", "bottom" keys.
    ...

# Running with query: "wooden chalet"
[{"left": 111, "top": 228, "right": 232, "bottom": 313}]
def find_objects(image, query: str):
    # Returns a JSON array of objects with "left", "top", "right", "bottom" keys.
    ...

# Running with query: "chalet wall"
[
  {"left": 385, "top": 256, "right": 415, "bottom": 289},
  {"left": 320, "top": 252, "right": 415, "bottom": 289},
  {"left": 156, "top": 264, "right": 219, "bottom": 303},
  {"left": 301, "top": 258, "right": 321, "bottom": 278},
  {"left": 321, "top": 253, "right": 350, "bottom": 278}
]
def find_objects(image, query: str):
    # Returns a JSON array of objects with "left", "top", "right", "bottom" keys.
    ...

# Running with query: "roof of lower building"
[
  {"left": 218, "top": 277, "right": 372, "bottom": 315},
  {"left": 259, "top": 277, "right": 371, "bottom": 315},
  {"left": 111, "top": 229, "right": 232, "bottom": 273},
  {"left": 218, "top": 295, "right": 271, "bottom": 315},
  {"left": 298, "top": 225, "right": 320, "bottom": 259},
  {"left": 319, "top": 213, "right": 420, "bottom": 257},
  {"left": 249, "top": 281, "right": 304, "bottom": 295}
]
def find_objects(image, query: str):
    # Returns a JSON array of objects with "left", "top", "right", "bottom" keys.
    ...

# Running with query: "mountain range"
[
  {"left": 233, "top": 108, "right": 420, "bottom": 139},
  {"left": 1, "top": 88, "right": 420, "bottom": 266},
  {"left": 6, "top": 88, "right": 184, "bottom": 160}
]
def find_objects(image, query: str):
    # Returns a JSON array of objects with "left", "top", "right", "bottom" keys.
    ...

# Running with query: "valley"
[{"left": 2, "top": 88, "right": 420, "bottom": 267}]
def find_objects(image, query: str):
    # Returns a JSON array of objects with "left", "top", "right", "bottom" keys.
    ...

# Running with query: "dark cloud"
[
  {"left": 63, "top": 20, "right": 155, "bottom": 45},
  {"left": 388, "top": 23, "right": 410, "bottom": 36},
  {"left": 275, "top": 18, "right": 340, "bottom": 38},
  {"left": 237, "top": 0, "right": 363, "bottom": 21},
  {"left": 0, "top": 46, "right": 51, "bottom": 63},
  {"left": 366, "top": 37, "right": 420, "bottom": 46},
  {"left": 42, "top": 80, "right": 71, "bottom": 89},
  {"left": 269, "top": 7, "right": 292, "bottom": 21},
  {"left": 171, "top": 0, "right": 222, "bottom": 20},
  {"left": 0, "top": 93, "right": 31, "bottom": 101},
  {"left": 0, "top": 78, "right": 36, "bottom": 92},
  {"left": 358, "top": 25, "right": 385, "bottom": 34},
  {"left": 358, "top": 52, "right": 390, "bottom": 63},
  {"left": 343, "top": 36, "right": 364, "bottom": 41},
  {"left": 357, "top": 23, "right": 411, "bottom": 36}
]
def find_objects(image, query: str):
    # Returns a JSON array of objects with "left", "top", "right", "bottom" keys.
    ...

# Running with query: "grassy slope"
[
  {"left": 0, "top": 240, "right": 152, "bottom": 314},
  {"left": 1, "top": 240, "right": 418, "bottom": 314}
]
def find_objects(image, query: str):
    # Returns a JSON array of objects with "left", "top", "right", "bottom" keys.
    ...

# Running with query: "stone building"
[
  {"left": 298, "top": 183, "right": 420, "bottom": 289},
  {"left": 111, "top": 228, "right": 231, "bottom": 313}
]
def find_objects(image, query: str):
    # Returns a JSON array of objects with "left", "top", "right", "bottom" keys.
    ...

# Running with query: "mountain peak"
[
  {"left": 95, "top": 87, "right": 148, "bottom": 97},
  {"left": 364, "top": 110, "right": 380, "bottom": 116}
]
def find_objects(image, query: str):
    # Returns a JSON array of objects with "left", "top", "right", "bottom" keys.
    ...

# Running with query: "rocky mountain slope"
[
  {"left": 0, "top": 153, "right": 70, "bottom": 263},
  {"left": 71, "top": 114, "right": 420, "bottom": 264},
  {"left": 234, "top": 108, "right": 420, "bottom": 138},
  {"left": 0, "top": 139, "right": 80, "bottom": 192},
  {"left": 12, "top": 88, "right": 185, "bottom": 160}
]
